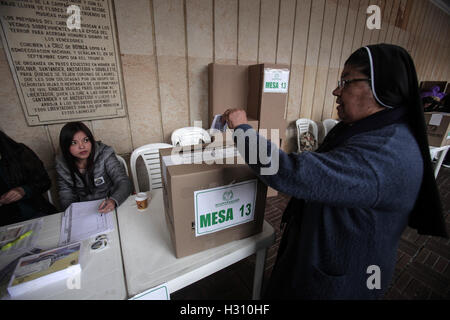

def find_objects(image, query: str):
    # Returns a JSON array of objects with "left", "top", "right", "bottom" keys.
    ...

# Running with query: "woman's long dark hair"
[
  {"left": 0, "top": 130, "right": 25, "bottom": 185},
  {"left": 59, "top": 122, "right": 96, "bottom": 192}
]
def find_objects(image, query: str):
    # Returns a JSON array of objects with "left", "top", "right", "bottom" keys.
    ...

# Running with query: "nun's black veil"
[
  {"left": 317, "top": 44, "right": 447, "bottom": 237},
  {"left": 279, "top": 42, "right": 448, "bottom": 239},
  {"left": 362, "top": 44, "right": 447, "bottom": 237}
]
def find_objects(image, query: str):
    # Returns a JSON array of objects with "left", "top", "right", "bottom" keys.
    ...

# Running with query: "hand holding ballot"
[{"left": 222, "top": 108, "right": 248, "bottom": 129}]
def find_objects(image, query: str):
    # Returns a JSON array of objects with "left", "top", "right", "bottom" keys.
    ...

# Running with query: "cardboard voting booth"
[
  {"left": 247, "top": 63, "right": 289, "bottom": 141},
  {"left": 208, "top": 63, "right": 260, "bottom": 133},
  {"left": 159, "top": 146, "right": 268, "bottom": 258},
  {"left": 208, "top": 63, "right": 289, "bottom": 197},
  {"left": 208, "top": 62, "right": 289, "bottom": 140}
]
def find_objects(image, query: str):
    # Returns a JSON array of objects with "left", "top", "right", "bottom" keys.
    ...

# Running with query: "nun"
[{"left": 223, "top": 43, "right": 448, "bottom": 299}]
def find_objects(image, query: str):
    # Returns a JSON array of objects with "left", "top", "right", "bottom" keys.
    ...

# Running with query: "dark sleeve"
[
  {"left": 18, "top": 145, "right": 52, "bottom": 198},
  {"left": 55, "top": 160, "right": 79, "bottom": 211},
  {"left": 105, "top": 153, "right": 132, "bottom": 207},
  {"left": 233, "top": 124, "right": 380, "bottom": 208}
]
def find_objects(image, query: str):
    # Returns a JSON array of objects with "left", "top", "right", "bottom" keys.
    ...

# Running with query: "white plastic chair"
[
  {"left": 429, "top": 145, "right": 450, "bottom": 178},
  {"left": 130, "top": 143, "right": 172, "bottom": 193},
  {"left": 46, "top": 190, "right": 54, "bottom": 205},
  {"left": 115, "top": 154, "right": 129, "bottom": 177},
  {"left": 322, "top": 118, "right": 339, "bottom": 142},
  {"left": 296, "top": 118, "right": 319, "bottom": 152},
  {"left": 171, "top": 127, "right": 211, "bottom": 147}
]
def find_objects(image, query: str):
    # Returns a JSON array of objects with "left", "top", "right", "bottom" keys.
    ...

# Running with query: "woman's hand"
[
  {"left": 0, "top": 187, "right": 25, "bottom": 205},
  {"left": 222, "top": 108, "right": 248, "bottom": 129},
  {"left": 98, "top": 199, "right": 116, "bottom": 214}
]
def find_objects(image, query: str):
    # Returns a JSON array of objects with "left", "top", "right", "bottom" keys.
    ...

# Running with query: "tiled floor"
[{"left": 171, "top": 166, "right": 450, "bottom": 300}]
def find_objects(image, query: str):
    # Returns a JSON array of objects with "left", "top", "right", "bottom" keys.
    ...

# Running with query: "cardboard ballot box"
[
  {"left": 159, "top": 146, "right": 268, "bottom": 258},
  {"left": 424, "top": 112, "right": 450, "bottom": 147}
]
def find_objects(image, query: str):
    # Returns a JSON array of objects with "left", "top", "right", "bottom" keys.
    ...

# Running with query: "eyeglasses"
[{"left": 337, "top": 78, "right": 371, "bottom": 89}]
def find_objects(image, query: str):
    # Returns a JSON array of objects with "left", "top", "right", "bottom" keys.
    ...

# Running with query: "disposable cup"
[{"left": 135, "top": 192, "right": 149, "bottom": 211}]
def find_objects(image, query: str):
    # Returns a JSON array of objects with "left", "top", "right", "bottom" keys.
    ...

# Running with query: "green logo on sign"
[{"left": 223, "top": 190, "right": 233, "bottom": 201}]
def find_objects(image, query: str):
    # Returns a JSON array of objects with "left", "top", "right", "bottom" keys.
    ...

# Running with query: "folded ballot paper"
[
  {"left": 7, "top": 242, "right": 82, "bottom": 297},
  {"left": 59, "top": 199, "right": 115, "bottom": 245}
]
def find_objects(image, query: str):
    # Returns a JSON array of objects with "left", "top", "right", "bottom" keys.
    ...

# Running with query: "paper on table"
[
  {"left": 59, "top": 199, "right": 115, "bottom": 245},
  {"left": 7, "top": 242, "right": 82, "bottom": 297},
  {"left": 0, "top": 219, "right": 43, "bottom": 256},
  {"left": 14, "top": 258, "right": 52, "bottom": 278}
]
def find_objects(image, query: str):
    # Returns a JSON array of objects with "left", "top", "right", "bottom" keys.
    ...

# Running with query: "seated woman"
[
  {"left": 0, "top": 131, "right": 57, "bottom": 226},
  {"left": 55, "top": 122, "right": 132, "bottom": 213}
]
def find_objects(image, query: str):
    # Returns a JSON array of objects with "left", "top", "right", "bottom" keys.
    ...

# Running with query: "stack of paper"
[
  {"left": 59, "top": 199, "right": 115, "bottom": 245},
  {"left": 7, "top": 242, "right": 82, "bottom": 297}
]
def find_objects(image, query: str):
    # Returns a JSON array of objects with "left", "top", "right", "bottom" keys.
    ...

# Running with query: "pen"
[
  {"left": 1, "top": 230, "right": 33, "bottom": 251},
  {"left": 100, "top": 190, "right": 111, "bottom": 217},
  {"left": 100, "top": 198, "right": 106, "bottom": 217}
]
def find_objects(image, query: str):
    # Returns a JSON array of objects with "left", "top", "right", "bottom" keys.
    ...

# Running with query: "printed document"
[{"left": 59, "top": 199, "right": 114, "bottom": 245}]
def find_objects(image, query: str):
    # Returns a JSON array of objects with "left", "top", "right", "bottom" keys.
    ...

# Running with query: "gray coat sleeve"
[
  {"left": 104, "top": 154, "right": 132, "bottom": 207},
  {"left": 55, "top": 160, "right": 79, "bottom": 211}
]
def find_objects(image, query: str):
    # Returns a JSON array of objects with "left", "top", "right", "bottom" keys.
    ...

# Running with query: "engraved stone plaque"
[{"left": 0, "top": 0, "right": 127, "bottom": 125}]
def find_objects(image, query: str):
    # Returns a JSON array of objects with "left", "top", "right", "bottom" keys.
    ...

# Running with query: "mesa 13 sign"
[{"left": 194, "top": 180, "right": 257, "bottom": 237}]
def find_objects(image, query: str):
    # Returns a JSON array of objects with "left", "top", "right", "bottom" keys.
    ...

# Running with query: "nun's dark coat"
[
  {"left": 235, "top": 121, "right": 422, "bottom": 299},
  {"left": 232, "top": 44, "right": 447, "bottom": 299}
]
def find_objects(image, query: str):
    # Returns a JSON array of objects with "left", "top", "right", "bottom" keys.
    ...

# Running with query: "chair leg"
[
  {"left": 434, "top": 148, "right": 449, "bottom": 177},
  {"left": 252, "top": 248, "right": 267, "bottom": 300}
]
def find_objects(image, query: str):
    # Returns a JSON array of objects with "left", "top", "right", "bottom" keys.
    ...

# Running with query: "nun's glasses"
[{"left": 337, "top": 78, "right": 371, "bottom": 89}]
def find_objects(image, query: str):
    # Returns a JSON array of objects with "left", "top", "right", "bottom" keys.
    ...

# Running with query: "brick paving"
[
  {"left": 171, "top": 167, "right": 450, "bottom": 300},
  {"left": 382, "top": 166, "right": 450, "bottom": 299}
]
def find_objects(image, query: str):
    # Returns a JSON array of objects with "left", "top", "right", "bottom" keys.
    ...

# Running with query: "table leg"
[{"left": 252, "top": 248, "right": 267, "bottom": 300}]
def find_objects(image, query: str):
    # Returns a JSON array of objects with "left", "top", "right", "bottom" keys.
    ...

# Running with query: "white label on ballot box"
[
  {"left": 194, "top": 180, "right": 257, "bottom": 237},
  {"left": 263, "top": 68, "right": 290, "bottom": 93}
]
